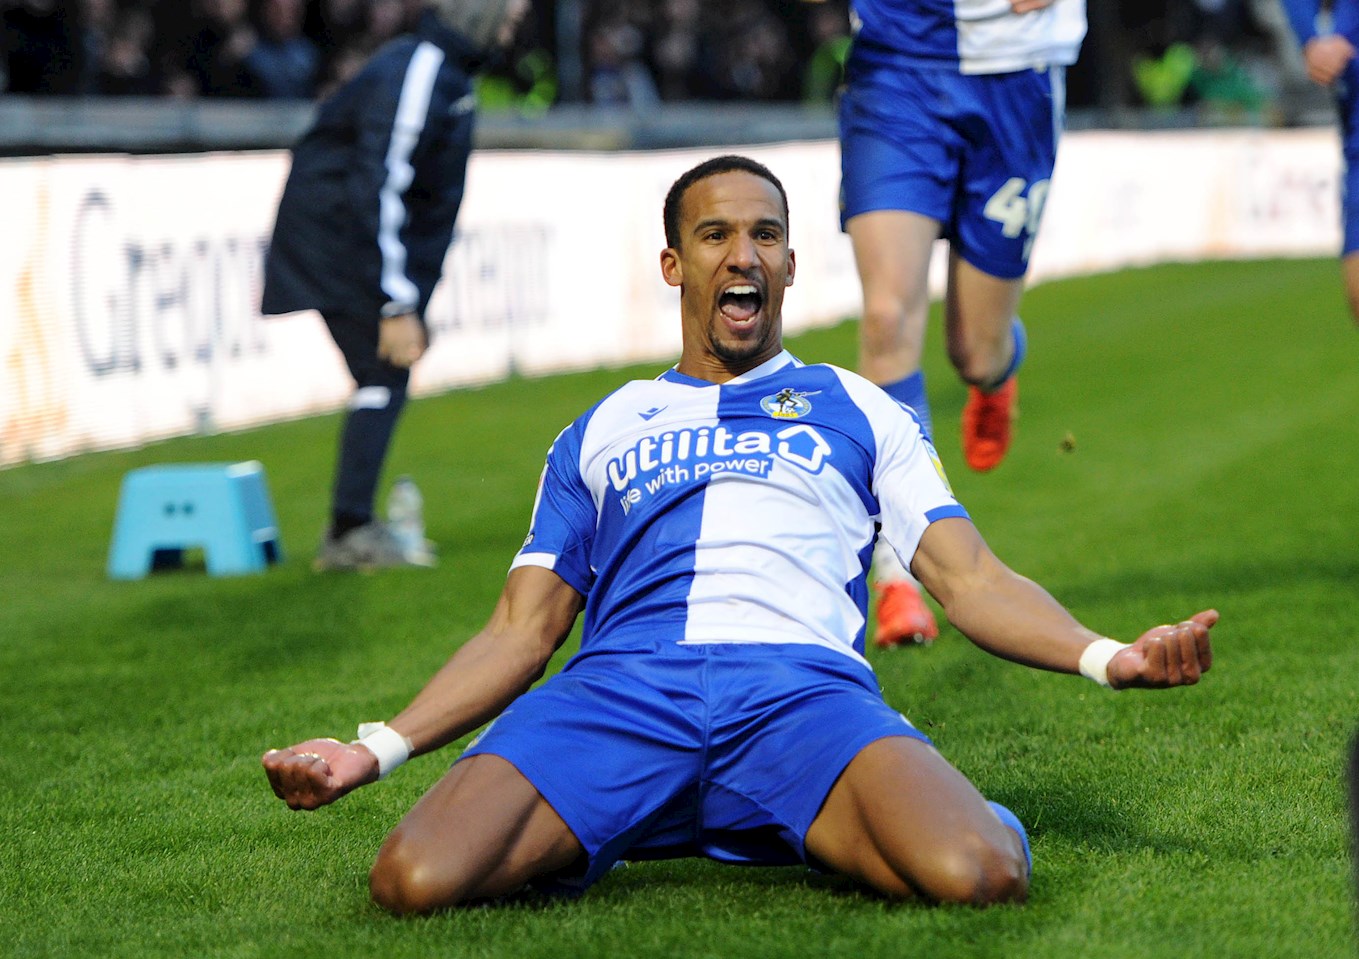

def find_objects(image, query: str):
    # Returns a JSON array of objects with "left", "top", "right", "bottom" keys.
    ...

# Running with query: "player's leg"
[
  {"left": 838, "top": 63, "right": 959, "bottom": 642},
  {"left": 1340, "top": 65, "right": 1359, "bottom": 327},
  {"left": 847, "top": 213, "right": 944, "bottom": 646},
  {"left": 378, "top": 650, "right": 708, "bottom": 912},
  {"left": 1341, "top": 252, "right": 1359, "bottom": 326},
  {"left": 1339, "top": 138, "right": 1359, "bottom": 326},
  {"left": 847, "top": 210, "right": 941, "bottom": 435},
  {"left": 944, "top": 254, "right": 1026, "bottom": 390},
  {"left": 369, "top": 754, "right": 584, "bottom": 914},
  {"left": 945, "top": 254, "right": 1027, "bottom": 473},
  {"left": 804, "top": 736, "right": 1029, "bottom": 904},
  {"left": 948, "top": 66, "right": 1064, "bottom": 471},
  {"left": 704, "top": 648, "right": 1027, "bottom": 901},
  {"left": 838, "top": 60, "right": 958, "bottom": 439}
]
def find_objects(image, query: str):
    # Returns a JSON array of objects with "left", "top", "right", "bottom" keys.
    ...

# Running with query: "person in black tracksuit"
[{"left": 261, "top": 0, "right": 528, "bottom": 571}]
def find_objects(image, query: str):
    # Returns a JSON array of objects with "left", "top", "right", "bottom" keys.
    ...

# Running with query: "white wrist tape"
[
  {"left": 354, "top": 722, "right": 413, "bottom": 779},
  {"left": 1079, "top": 639, "right": 1131, "bottom": 688}
]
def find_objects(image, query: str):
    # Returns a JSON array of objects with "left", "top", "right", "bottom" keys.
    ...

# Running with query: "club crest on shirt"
[{"left": 761, "top": 387, "right": 820, "bottom": 420}]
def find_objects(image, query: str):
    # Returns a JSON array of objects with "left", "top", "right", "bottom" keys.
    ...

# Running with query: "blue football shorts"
[
  {"left": 838, "top": 59, "right": 1066, "bottom": 279},
  {"left": 459, "top": 641, "right": 931, "bottom": 890}
]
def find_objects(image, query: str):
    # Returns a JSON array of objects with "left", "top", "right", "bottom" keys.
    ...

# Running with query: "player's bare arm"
[
  {"left": 910, "top": 517, "right": 1215, "bottom": 688},
  {"left": 1009, "top": 0, "right": 1054, "bottom": 13},
  {"left": 262, "top": 566, "right": 583, "bottom": 810}
]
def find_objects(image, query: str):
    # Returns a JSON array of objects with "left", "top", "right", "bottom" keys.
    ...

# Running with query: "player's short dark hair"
[{"left": 663, "top": 155, "right": 789, "bottom": 249}]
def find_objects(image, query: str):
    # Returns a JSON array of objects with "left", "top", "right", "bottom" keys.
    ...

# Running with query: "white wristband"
[
  {"left": 353, "top": 722, "right": 413, "bottom": 779},
  {"left": 1079, "top": 639, "right": 1131, "bottom": 688}
]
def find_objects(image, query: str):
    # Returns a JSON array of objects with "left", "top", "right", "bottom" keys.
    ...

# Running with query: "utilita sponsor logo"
[{"left": 606, "top": 424, "right": 834, "bottom": 494}]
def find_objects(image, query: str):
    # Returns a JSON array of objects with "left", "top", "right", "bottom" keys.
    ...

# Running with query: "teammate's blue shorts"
[
  {"left": 1338, "top": 65, "right": 1359, "bottom": 255},
  {"left": 460, "top": 641, "right": 931, "bottom": 891},
  {"left": 838, "top": 58, "right": 1065, "bottom": 279}
]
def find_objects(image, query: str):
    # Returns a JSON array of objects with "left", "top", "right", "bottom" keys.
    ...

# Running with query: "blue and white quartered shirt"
[
  {"left": 511, "top": 351, "right": 968, "bottom": 671},
  {"left": 849, "top": 0, "right": 1087, "bottom": 75}
]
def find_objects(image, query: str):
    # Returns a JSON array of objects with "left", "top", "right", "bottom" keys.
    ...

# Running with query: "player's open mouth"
[{"left": 719, "top": 284, "right": 763, "bottom": 324}]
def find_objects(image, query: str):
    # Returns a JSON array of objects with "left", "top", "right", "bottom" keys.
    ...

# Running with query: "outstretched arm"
[
  {"left": 911, "top": 517, "right": 1215, "bottom": 689},
  {"left": 261, "top": 565, "right": 584, "bottom": 809}
]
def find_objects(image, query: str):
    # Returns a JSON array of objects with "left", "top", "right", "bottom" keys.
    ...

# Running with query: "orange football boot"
[
  {"left": 961, "top": 377, "right": 1018, "bottom": 472},
  {"left": 873, "top": 580, "right": 939, "bottom": 648}
]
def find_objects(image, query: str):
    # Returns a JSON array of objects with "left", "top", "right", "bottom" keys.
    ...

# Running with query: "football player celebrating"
[{"left": 263, "top": 156, "right": 1216, "bottom": 913}]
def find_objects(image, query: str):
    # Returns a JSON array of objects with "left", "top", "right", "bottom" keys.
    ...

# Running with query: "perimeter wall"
[{"left": 0, "top": 128, "right": 1340, "bottom": 467}]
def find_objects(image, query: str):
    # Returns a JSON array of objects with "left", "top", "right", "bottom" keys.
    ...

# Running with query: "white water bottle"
[{"left": 387, "top": 476, "right": 431, "bottom": 564}]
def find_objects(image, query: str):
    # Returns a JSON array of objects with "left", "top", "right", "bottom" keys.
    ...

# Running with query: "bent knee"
[
  {"left": 947, "top": 343, "right": 1009, "bottom": 387},
  {"left": 914, "top": 832, "right": 1029, "bottom": 905},
  {"left": 370, "top": 831, "right": 467, "bottom": 915},
  {"left": 860, "top": 296, "right": 926, "bottom": 342}
]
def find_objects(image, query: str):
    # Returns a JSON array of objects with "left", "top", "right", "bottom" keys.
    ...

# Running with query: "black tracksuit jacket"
[{"left": 261, "top": 11, "right": 482, "bottom": 327}]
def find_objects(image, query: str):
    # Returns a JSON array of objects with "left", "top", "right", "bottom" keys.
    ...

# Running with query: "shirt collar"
[{"left": 657, "top": 350, "right": 800, "bottom": 388}]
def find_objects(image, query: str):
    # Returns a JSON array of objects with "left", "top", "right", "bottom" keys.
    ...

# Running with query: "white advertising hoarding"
[{"left": 0, "top": 131, "right": 1343, "bottom": 468}]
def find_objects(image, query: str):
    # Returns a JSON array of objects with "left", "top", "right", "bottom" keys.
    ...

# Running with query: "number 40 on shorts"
[{"left": 984, "top": 177, "right": 1051, "bottom": 258}]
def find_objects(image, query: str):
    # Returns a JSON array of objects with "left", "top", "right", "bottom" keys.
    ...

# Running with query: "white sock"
[{"left": 871, "top": 539, "right": 917, "bottom": 588}]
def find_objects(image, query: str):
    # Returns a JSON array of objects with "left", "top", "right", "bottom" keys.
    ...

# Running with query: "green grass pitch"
[{"left": 1, "top": 258, "right": 1356, "bottom": 958}]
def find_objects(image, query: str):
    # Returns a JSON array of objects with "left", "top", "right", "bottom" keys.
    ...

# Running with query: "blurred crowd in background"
[{"left": 0, "top": 0, "right": 1323, "bottom": 122}]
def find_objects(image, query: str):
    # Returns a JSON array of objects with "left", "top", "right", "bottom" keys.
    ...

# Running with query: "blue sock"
[
  {"left": 991, "top": 317, "right": 1027, "bottom": 389},
  {"left": 881, "top": 370, "right": 933, "bottom": 440},
  {"left": 988, "top": 800, "right": 1032, "bottom": 876}
]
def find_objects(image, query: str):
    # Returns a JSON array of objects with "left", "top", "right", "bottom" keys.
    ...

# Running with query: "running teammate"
[
  {"left": 1281, "top": 0, "right": 1359, "bottom": 326},
  {"left": 839, "top": 0, "right": 1086, "bottom": 644}
]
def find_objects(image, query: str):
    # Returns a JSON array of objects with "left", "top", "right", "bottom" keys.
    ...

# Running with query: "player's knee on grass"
[
  {"left": 905, "top": 826, "right": 1029, "bottom": 905},
  {"left": 871, "top": 794, "right": 1030, "bottom": 904},
  {"left": 845, "top": 821, "right": 1028, "bottom": 905},
  {"left": 370, "top": 828, "right": 470, "bottom": 915}
]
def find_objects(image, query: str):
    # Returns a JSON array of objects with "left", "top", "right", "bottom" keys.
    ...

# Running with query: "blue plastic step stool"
[{"left": 107, "top": 461, "right": 283, "bottom": 579}]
